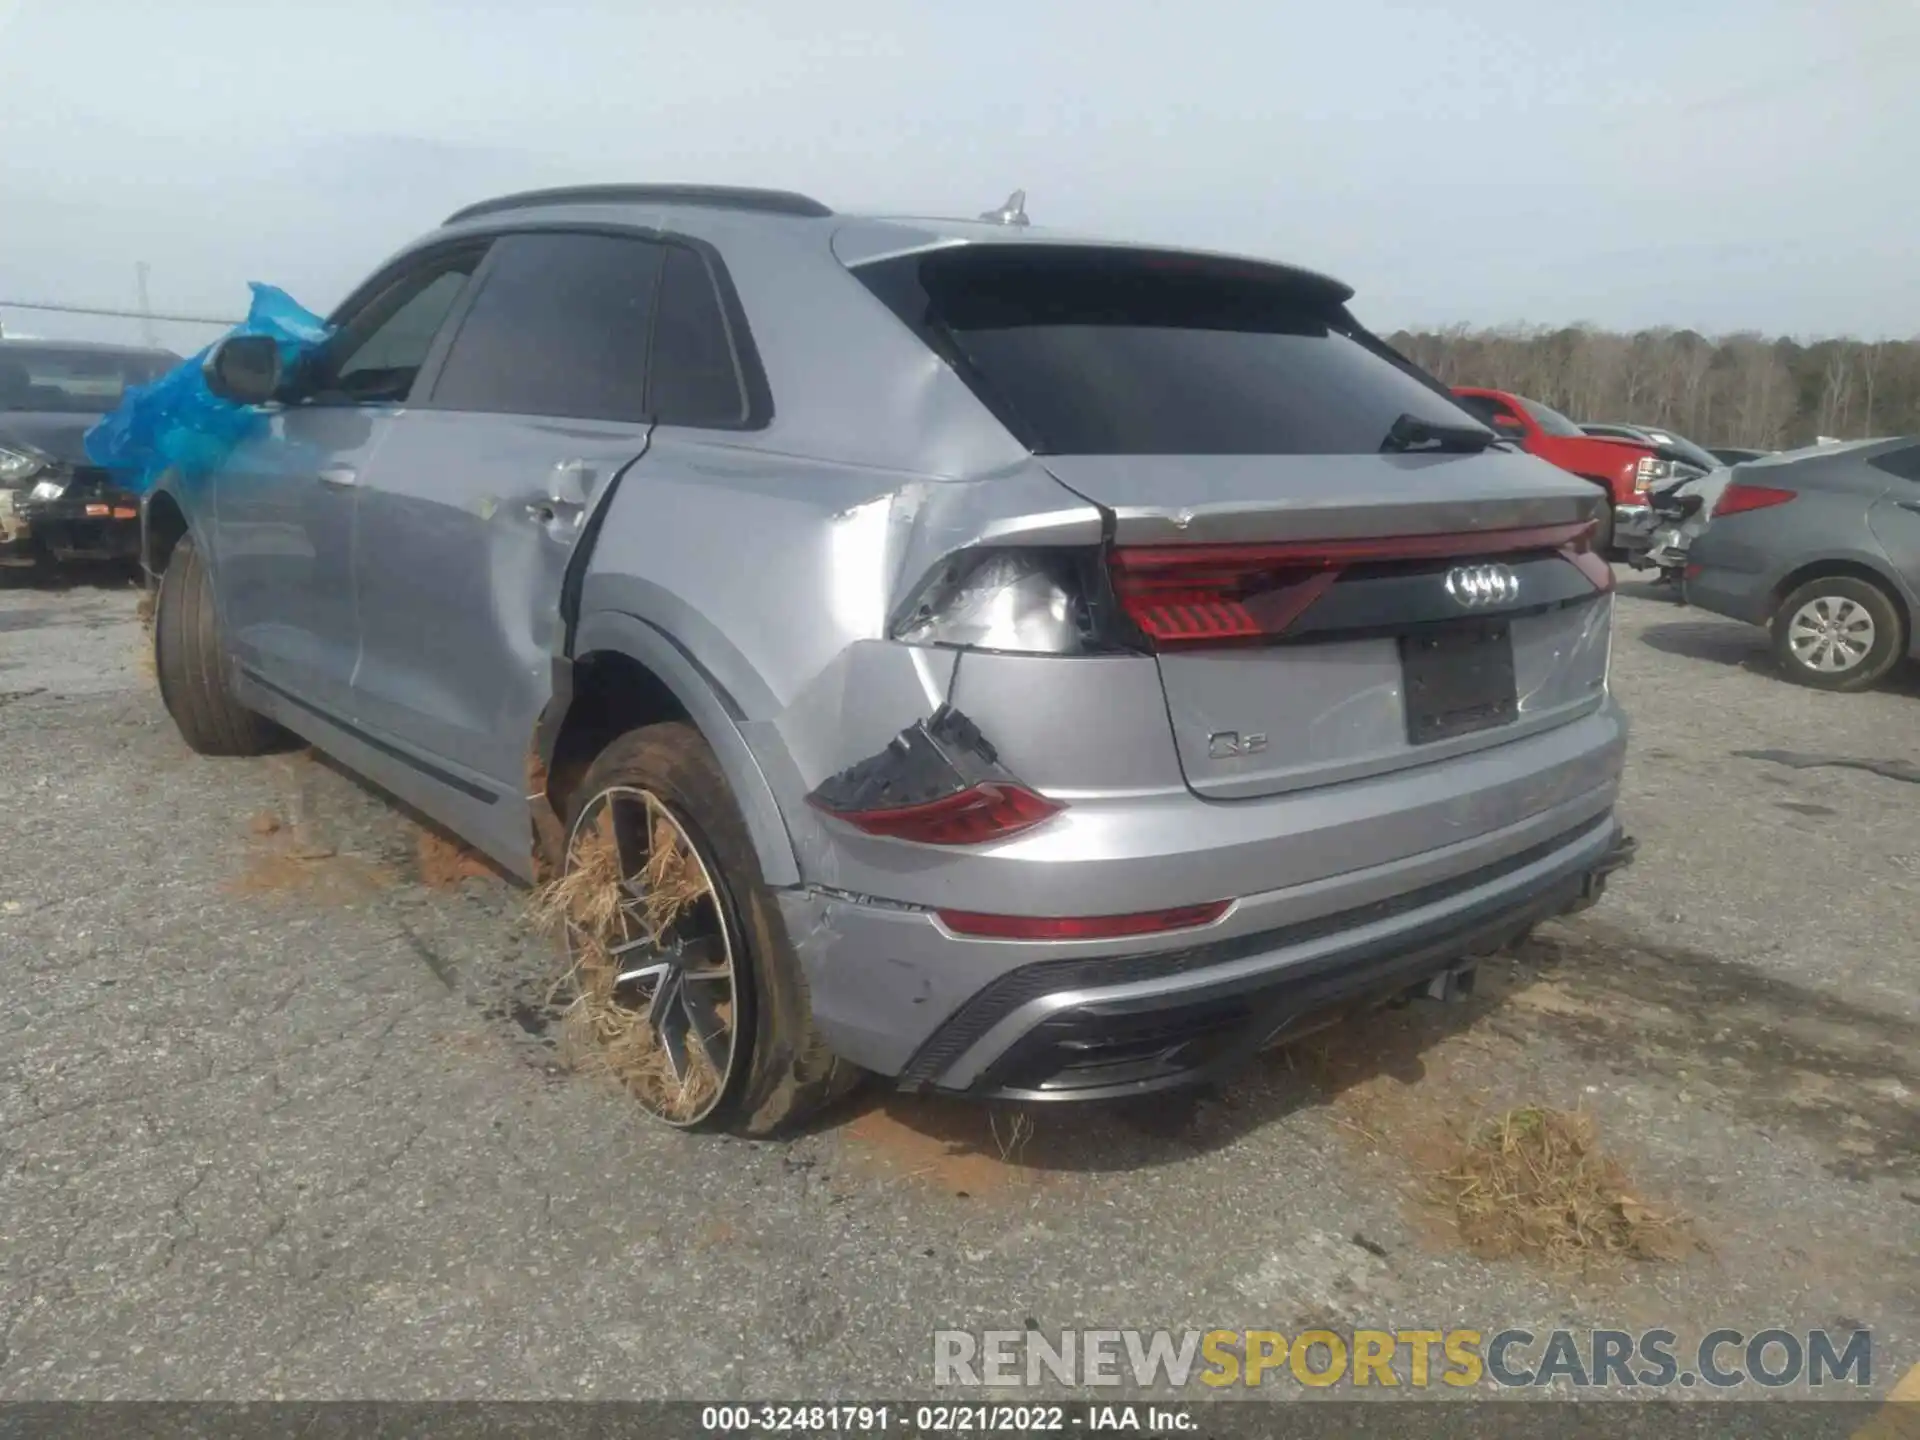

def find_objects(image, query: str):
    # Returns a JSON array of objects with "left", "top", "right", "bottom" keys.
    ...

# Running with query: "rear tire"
[
  {"left": 557, "top": 721, "right": 860, "bottom": 1136},
  {"left": 153, "top": 531, "right": 283, "bottom": 756},
  {"left": 1769, "top": 575, "right": 1904, "bottom": 692}
]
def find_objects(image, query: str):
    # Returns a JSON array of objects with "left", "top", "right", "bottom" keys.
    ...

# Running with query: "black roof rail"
[{"left": 443, "top": 184, "right": 833, "bottom": 226}]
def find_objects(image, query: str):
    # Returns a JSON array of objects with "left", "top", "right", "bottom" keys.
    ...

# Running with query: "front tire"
[
  {"left": 153, "top": 531, "right": 283, "bottom": 755},
  {"left": 1769, "top": 575, "right": 1904, "bottom": 692},
  {"left": 553, "top": 722, "right": 859, "bottom": 1135}
]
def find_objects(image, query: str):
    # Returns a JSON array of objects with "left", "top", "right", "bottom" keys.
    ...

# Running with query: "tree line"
[{"left": 1386, "top": 324, "right": 1920, "bottom": 451}]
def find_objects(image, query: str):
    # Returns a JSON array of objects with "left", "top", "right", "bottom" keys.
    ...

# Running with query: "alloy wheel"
[
  {"left": 555, "top": 785, "right": 739, "bottom": 1126},
  {"left": 1786, "top": 595, "right": 1876, "bottom": 674}
]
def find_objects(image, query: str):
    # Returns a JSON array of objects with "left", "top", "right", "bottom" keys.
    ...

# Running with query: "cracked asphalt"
[{"left": 1, "top": 566, "right": 1916, "bottom": 1403}]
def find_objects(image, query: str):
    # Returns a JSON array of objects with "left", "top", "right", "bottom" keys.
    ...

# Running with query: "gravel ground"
[{"left": 1, "top": 565, "right": 1916, "bottom": 1405}]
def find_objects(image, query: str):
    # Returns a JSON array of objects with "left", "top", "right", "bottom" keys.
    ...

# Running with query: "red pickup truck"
[{"left": 1452, "top": 387, "right": 1655, "bottom": 552}]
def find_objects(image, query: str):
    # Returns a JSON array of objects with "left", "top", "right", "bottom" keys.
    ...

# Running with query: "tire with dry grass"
[
  {"left": 153, "top": 531, "right": 283, "bottom": 757},
  {"left": 556, "top": 722, "right": 860, "bottom": 1135}
]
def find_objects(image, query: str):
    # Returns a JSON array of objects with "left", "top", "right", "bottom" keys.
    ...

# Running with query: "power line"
[{"left": 0, "top": 297, "right": 239, "bottom": 326}]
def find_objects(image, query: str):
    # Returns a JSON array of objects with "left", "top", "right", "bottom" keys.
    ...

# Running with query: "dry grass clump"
[
  {"left": 635, "top": 811, "right": 710, "bottom": 937},
  {"left": 1433, "top": 1106, "right": 1691, "bottom": 1269},
  {"left": 531, "top": 802, "right": 725, "bottom": 1123},
  {"left": 528, "top": 818, "right": 625, "bottom": 938}
]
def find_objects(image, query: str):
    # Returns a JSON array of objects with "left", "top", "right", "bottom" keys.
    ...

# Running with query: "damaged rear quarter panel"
[{"left": 578, "top": 432, "right": 1103, "bottom": 882}]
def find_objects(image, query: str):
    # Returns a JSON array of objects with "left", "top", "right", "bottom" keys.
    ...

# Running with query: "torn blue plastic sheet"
[{"left": 83, "top": 282, "right": 333, "bottom": 496}]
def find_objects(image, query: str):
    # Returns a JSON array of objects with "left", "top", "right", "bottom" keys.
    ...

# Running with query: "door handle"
[
  {"left": 1897, "top": 500, "right": 1920, "bottom": 516},
  {"left": 317, "top": 465, "right": 359, "bottom": 489},
  {"left": 525, "top": 499, "right": 584, "bottom": 527}
]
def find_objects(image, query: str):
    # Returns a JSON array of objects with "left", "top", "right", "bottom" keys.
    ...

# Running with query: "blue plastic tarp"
[{"left": 84, "top": 282, "right": 333, "bottom": 496}]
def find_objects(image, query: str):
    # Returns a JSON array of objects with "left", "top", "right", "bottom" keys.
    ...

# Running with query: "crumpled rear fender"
[{"left": 568, "top": 608, "right": 801, "bottom": 887}]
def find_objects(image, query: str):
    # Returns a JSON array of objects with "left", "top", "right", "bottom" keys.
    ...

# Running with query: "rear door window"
[
  {"left": 855, "top": 247, "right": 1481, "bottom": 456},
  {"left": 430, "top": 232, "right": 664, "bottom": 423}
]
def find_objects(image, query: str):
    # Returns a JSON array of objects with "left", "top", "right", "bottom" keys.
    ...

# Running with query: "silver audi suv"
[{"left": 145, "top": 184, "right": 1633, "bottom": 1133}]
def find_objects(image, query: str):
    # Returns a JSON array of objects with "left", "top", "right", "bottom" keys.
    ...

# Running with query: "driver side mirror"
[{"left": 202, "top": 335, "right": 282, "bottom": 405}]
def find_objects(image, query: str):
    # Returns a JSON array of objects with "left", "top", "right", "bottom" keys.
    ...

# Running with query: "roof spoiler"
[{"left": 444, "top": 184, "right": 833, "bottom": 226}]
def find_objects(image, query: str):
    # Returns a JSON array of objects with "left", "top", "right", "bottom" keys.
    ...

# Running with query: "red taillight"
[
  {"left": 1108, "top": 521, "right": 1598, "bottom": 647},
  {"left": 1712, "top": 482, "right": 1796, "bottom": 519},
  {"left": 1108, "top": 561, "right": 1338, "bottom": 645},
  {"left": 809, "top": 781, "right": 1062, "bottom": 846},
  {"left": 1560, "top": 518, "right": 1614, "bottom": 593},
  {"left": 936, "top": 900, "right": 1231, "bottom": 940}
]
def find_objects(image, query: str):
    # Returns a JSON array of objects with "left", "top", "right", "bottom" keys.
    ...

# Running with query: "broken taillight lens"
[
  {"left": 1712, "top": 482, "right": 1796, "bottom": 519},
  {"left": 804, "top": 706, "right": 1066, "bottom": 846},
  {"left": 892, "top": 550, "right": 1093, "bottom": 654},
  {"left": 936, "top": 899, "right": 1232, "bottom": 940},
  {"left": 810, "top": 781, "right": 1062, "bottom": 845}
]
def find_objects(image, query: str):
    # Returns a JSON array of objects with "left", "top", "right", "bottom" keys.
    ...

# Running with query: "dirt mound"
[
  {"left": 839, "top": 1098, "right": 1046, "bottom": 1199},
  {"left": 414, "top": 828, "right": 500, "bottom": 888},
  {"left": 1433, "top": 1106, "right": 1692, "bottom": 1269}
]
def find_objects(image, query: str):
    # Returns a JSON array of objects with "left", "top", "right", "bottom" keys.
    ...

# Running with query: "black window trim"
[{"left": 407, "top": 220, "right": 772, "bottom": 431}]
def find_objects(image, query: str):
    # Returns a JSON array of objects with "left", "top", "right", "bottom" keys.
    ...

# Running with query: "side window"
[
  {"left": 1453, "top": 393, "right": 1505, "bottom": 426},
  {"left": 429, "top": 232, "right": 663, "bottom": 422},
  {"left": 318, "top": 255, "right": 482, "bottom": 404},
  {"left": 648, "top": 245, "right": 750, "bottom": 428},
  {"left": 1869, "top": 445, "right": 1920, "bottom": 483},
  {"left": 1483, "top": 397, "right": 1526, "bottom": 428}
]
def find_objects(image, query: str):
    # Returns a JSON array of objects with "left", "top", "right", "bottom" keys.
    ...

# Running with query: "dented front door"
[
  {"left": 344, "top": 230, "right": 667, "bottom": 845},
  {"left": 347, "top": 411, "right": 649, "bottom": 803}
]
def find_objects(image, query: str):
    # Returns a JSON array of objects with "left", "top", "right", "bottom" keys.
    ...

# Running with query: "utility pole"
[{"left": 135, "top": 262, "right": 159, "bottom": 348}]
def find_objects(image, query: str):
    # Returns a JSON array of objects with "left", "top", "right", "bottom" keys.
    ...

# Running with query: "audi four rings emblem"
[{"left": 1444, "top": 564, "right": 1521, "bottom": 607}]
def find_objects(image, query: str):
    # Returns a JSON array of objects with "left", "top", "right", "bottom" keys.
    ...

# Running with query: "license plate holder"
[{"left": 1400, "top": 621, "right": 1518, "bottom": 745}]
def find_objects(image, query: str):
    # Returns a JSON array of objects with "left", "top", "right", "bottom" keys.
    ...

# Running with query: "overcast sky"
[{"left": 2, "top": 0, "right": 1916, "bottom": 354}]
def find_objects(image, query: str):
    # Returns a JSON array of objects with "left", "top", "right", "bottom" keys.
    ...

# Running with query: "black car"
[
  {"left": 0, "top": 339, "right": 179, "bottom": 569},
  {"left": 1579, "top": 422, "right": 1722, "bottom": 479}
]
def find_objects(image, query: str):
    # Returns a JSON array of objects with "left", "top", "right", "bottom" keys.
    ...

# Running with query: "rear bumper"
[
  {"left": 778, "top": 695, "right": 1628, "bottom": 1091},
  {"left": 909, "top": 818, "right": 1632, "bottom": 1101},
  {"left": 1681, "top": 557, "right": 1774, "bottom": 626}
]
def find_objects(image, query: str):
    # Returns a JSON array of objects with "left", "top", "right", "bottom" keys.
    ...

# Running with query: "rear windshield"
[
  {"left": 855, "top": 248, "right": 1484, "bottom": 456},
  {"left": 0, "top": 346, "right": 176, "bottom": 414},
  {"left": 1517, "top": 396, "right": 1586, "bottom": 438},
  {"left": 1653, "top": 433, "right": 1721, "bottom": 473}
]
